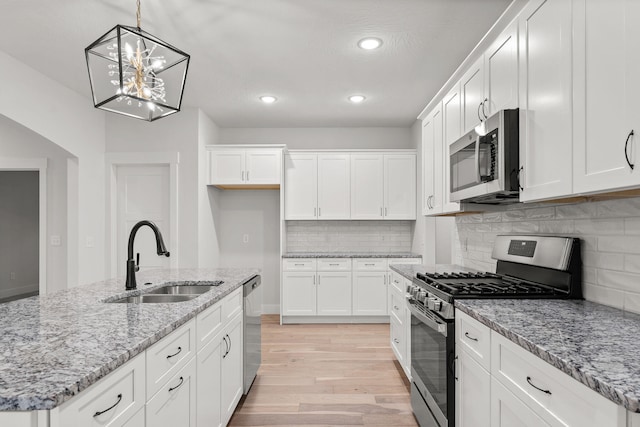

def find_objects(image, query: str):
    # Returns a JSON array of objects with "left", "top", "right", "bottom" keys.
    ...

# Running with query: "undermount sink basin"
[
  {"left": 110, "top": 294, "right": 200, "bottom": 304},
  {"left": 150, "top": 285, "right": 217, "bottom": 295}
]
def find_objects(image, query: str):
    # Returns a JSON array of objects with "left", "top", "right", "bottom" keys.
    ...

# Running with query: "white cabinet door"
[
  {"left": 573, "top": 0, "right": 640, "bottom": 194},
  {"left": 491, "top": 377, "right": 551, "bottom": 427},
  {"left": 221, "top": 314, "right": 243, "bottom": 427},
  {"left": 146, "top": 358, "right": 197, "bottom": 427},
  {"left": 351, "top": 154, "right": 384, "bottom": 219},
  {"left": 457, "top": 347, "right": 491, "bottom": 427},
  {"left": 422, "top": 106, "right": 445, "bottom": 216},
  {"left": 485, "top": 20, "right": 519, "bottom": 115},
  {"left": 208, "top": 150, "right": 245, "bottom": 185},
  {"left": 461, "top": 56, "right": 486, "bottom": 134},
  {"left": 390, "top": 315, "right": 405, "bottom": 367},
  {"left": 317, "top": 272, "right": 352, "bottom": 315},
  {"left": 384, "top": 154, "right": 416, "bottom": 220},
  {"left": 284, "top": 153, "right": 318, "bottom": 220},
  {"left": 282, "top": 272, "right": 317, "bottom": 315},
  {"left": 519, "top": 0, "right": 573, "bottom": 202},
  {"left": 245, "top": 149, "right": 281, "bottom": 184},
  {"left": 442, "top": 84, "right": 462, "bottom": 214},
  {"left": 196, "top": 334, "right": 222, "bottom": 427},
  {"left": 352, "top": 272, "right": 388, "bottom": 315},
  {"left": 317, "top": 154, "right": 351, "bottom": 219}
]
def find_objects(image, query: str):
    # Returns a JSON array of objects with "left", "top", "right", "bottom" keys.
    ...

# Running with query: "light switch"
[
  {"left": 243, "top": 234, "right": 249, "bottom": 243},
  {"left": 86, "top": 236, "right": 95, "bottom": 248}
]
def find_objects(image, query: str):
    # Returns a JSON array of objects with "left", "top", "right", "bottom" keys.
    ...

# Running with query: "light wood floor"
[{"left": 229, "top": 315, "right": 418, "bottom": 427}]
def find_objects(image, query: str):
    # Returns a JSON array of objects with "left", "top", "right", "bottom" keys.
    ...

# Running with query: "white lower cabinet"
[
  {"left": 456, "top": 311, "right": 627, "bottom": 427},
  {"left": 146, "top": 358, "right": 197, "bottom": 427},
  {"left": 317, "top": 272, "right": 352, "bottom": 315},
  {"left": 220, "top": 313, "right": 244, "bottom": 426},
  {"left": 196, "top": 327, "right": 223, "bottom": 427},
  {"left": 282, "top": 271, "right": 317, "bottom": 316},
  {"left": 389, "top": 270, "right": 412, "bottom": 380},
  {"left": 352, "top": 271, "right": 387, "bottom": 316}
]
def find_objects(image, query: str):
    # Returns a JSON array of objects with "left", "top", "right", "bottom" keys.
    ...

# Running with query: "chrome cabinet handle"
[
  {"left": 481, "top": 98, "right": 488, "bottom": 119},
  {"left": 222, "top": 335, "right": 229, "bottom": 358},
  {"left": 313, "top": 275, "right": 316, "bottom": 285},
  {"left": 464, "top": 332, "right": 478, "bottom": 342},
  {"left": 318, "top": 207, "right": 321, "bottom": 216},
  {"left": 477, "top": 102, "right": 484, "bottom": 122},
  {"left": 247, "top": 170, "right": 250, "bottom": 181},
  {"left": 384, "top": 275, "right": 387, "bottom": 285},
  {"left": 394, "top": 305, "right": 400, "bottom": 310},
  {"left": 526, "top": 376, "right": 552, "bottom": 395},
  {"left": 380, "top": 207, "right": 383, "bottom": 216},
  {"left": 385, "top": 207, "right": 388, "bottom": 216},
  {"left": 241, "top": 171, "right": 245, "bottom": 181},
  {"left": 329, "top": 263, "right": 339, "bottom": 266},
  {"left": 365, "top": 263, "right": 375, "bottom": 266},
  {"left": 166, "top": 346, "right": 182, "bottom": 359},
  {"left": 393, "top": 338, "right": 400, "bottom": 344},
  {"left": 227, "top": 333, "right": 231, "bottom": 355},
  {"left": 294, "top": 263, "right": 305, "bottom": 266},
  {"left": 314, "top": 207, "right": 317, "bottom": 217},
  {"left": 625, "top": 130, "right": 635, "bottom": 170},
  {"left": 168, "top": 376, "right": 184, "bottom": 392},
  {"left": 93, "top": 394, "right": 122, "bottom": 417}
]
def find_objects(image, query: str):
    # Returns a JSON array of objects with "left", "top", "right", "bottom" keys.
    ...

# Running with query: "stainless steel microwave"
[{"left": 449, "top": 109, "right": 520, "bottom": 204}]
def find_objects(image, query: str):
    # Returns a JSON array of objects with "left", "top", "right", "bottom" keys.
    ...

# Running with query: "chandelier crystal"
[{"left": 85, "top": 0, "right": 190, "bottom": 121}]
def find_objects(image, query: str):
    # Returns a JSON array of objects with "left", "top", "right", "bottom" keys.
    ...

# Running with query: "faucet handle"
[{"left": 135, "top": 253, "right": 140, "bottom": 272}]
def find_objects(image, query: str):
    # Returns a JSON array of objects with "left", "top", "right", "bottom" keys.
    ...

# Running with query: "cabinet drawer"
[
  {"left": 196, "top": 300, "right": 223, "bottom": 351},
  {"left": 390, "top": 315, "right": 405, "bottom": 365},
  {"left": 456, "top": 311, "right": 491, "bottom": 371},
  {"left": 222, "top": 287, "right": 243, "bottom": 322},
  {"left": 282, "top": 258, "right": 317, "bottom": 271},
  {"left": 353, "top": 258, "right": 388, "bottom": 271},
  {"left": 388, "top": 257, "right": 422, "bottom": 265},
  {"left": 390, "top": 271, "right": 406, "bottom": 293},
  {"left": 317, "top": 258, "right": 351, "bottom": 271},
  {"left": 491, "top": 332, "right": 625, "bottom": 427},
  {"left": 146, "top": 357, "right": 197, "bottom": 427},
  {"left": 54, "top": 354, "right": 145, "bottom": 427},
  {"left": 147, "top": 319, "right": 195, "bottom": 400},
  {"left": 389, "top": 290, "right": 405, "bottom": 324}
]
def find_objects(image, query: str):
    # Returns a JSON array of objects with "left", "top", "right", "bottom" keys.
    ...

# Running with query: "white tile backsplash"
[
  {"left": 286, "top": 220, "right": 413, "bottom": 253},
  {"left": 453, "top": 198, "right": 640, "bottom": 314}
]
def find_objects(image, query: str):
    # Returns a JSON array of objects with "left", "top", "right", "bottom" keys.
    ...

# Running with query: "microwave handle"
[{"left": 474, "top": 135, "right": 481, "bottom": 184}]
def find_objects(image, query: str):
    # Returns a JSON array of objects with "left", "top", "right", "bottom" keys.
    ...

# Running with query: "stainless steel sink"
[
  {"left": 150, "top": 285, "right": 216, "bottom": 295},
  {"left": 110, "top": 294, "right": 199, "bottom": 304}
]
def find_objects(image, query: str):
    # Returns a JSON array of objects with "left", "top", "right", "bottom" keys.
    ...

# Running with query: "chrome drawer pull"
[
  {"left": 166, "top": 346, "right": 182, "bottom": 359},
  {"left": 464, "top": 332, "right": 478, "bottom": 342},
  {"left": 169, "top": 376, "right": 184, "bottom": 392},
  {"left": 93, "top": 394, "right": 122, "bottom": 417},
  {"left": 526, "top": 376, "right": 552, "bottom": 395},
  {"left": 329, "top": 263, "right": 339, "bottom": 266},
  {"left": 294, "top": 263, "right": 305, "bottom": 266}
]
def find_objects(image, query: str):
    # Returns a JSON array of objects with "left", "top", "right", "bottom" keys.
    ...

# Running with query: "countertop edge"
[{"left": 282, "top": 253, "right": 423, "bottom": 259}]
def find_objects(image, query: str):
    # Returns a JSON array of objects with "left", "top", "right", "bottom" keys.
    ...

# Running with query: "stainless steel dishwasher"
[{"left": 243, "top": 275, "right": 262, "bottom": 394}]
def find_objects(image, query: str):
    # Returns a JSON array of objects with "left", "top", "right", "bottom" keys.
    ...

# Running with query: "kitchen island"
[{"left": 0, "top": 267, "right": 259, "bottom": 426}]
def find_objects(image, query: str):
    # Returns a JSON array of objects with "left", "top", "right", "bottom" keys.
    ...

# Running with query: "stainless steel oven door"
[{"left": 408, "top": 300, "right": 455, "bottom": 427}]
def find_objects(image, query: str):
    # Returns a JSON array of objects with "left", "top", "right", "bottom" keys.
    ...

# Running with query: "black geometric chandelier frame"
[{"left": 85, "top": 0, "right": 190, "bottom": 122}]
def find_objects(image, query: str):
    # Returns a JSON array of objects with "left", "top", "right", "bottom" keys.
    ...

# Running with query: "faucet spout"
[{"left": 125, "top": 220, "right": 170, "bottom": 290}]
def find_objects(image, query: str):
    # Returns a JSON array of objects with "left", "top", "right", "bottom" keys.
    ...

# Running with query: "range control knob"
[{"left": 427, "top": 297, "right": 442, "bottom": 312}]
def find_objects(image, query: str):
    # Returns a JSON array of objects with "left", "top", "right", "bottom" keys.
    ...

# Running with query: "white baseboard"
[
  {"left": 281, "top": 315, "right": 390, "bottom": 324},
  {"left": 262, "top": 304, "right": 280, "bottom": 314},
  {"left": 0, "top": 283, "right": 38, "bottom": 300}
]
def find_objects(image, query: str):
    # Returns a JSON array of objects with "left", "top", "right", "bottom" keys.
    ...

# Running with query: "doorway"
[{"left": 0, "top": 171, "right": 41, "bottom": 302}]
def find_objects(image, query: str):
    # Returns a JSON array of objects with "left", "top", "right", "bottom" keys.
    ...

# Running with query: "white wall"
[
  {"left": 220, "top": 127, "right": 413, "bottom": 149},
  {"left": 0, "top": 115, "right": 72, "bottom": 292},
  {"left": 0, "top": 50, "right": 106, "bottom": 288},
  {"left": 0, "top": 172, "right": 38, "bottom": 299}
]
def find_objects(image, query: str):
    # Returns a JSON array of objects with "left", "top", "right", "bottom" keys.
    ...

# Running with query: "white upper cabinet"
[
  {"left": 485, "top": 20, "right": 519, "bottom": 115},
  {"left": 518, "top": 0, "right": 573, "bottom": 202},
  {"left": 573, "top": 0, "right": 640, "bottom": 194},
  {"left": 317, "top": 154, "right": 351, "bottom": 219},
  {"left": 351, "top": 154, "right": 385, "bottom": 219},
  {"left": 206, "top": 146, "right": 282, "bottom": 187},
  {"left": 384, "top": 154, "right": 417, "bottom": 219},
  {"left": 284, "top": 153, "right": 318, "bottom": 220},
  {"left": 461, "top": 56, "right": 486, "bottom": 134},
  {"left": 422, "top": 111, "right": 437, "bottom": 216},
  {"left": 442, "top": 84, "right": 463, "bottom": 214}
]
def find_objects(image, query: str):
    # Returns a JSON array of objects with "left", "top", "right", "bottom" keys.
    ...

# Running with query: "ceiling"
[{"left": 0, "top": 0, "right": 511, "bottom": 128}]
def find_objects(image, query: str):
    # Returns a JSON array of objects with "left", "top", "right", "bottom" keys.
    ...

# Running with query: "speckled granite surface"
[
  {"left": 456, "top": 300, "right": 640, "bottom": 412},
  {"left": 283, "top": 252, "right": 422, "bottom": 259},
  {"left": 0, "top": 268, "right": 259, "bottom": 411}
]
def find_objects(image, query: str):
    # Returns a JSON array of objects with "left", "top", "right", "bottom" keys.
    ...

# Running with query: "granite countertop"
[
  {"left": 389, "top": 263, "right": 474, "bottom": 278},
  {"left": 456, "top": 300, "right": 640, "bottom": 412},
  {"left": 0, "top": 268, "right": 259, "bottom": 412},
  {"left": 282, "top": 252, "right": 422, "bottom": 259}
]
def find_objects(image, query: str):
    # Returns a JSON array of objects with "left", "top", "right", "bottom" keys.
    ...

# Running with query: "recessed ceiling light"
[
  {"left": 260, "top": 95, "right": 277, "bottom": 104},
  {"left": 358, "top": 37, "right": 383, "bottom": 50},
  {"left": 349, "top": 95, "right": 366, "bottom": 103}
]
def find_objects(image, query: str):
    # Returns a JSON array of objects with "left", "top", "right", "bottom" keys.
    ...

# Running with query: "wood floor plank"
[{"left": 229, "top": 316, "right": 418, "bottom": 427}]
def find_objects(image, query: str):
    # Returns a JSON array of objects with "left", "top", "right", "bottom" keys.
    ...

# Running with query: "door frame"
[
  {"left": 106, "top": 152, "right": 179, "bottom": 278},
  {"left": 0, "top": 157, "right": 47, "bottom": 296}
]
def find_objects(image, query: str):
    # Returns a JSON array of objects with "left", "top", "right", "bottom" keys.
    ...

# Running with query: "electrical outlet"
[
  {"left": 50, "top": 235, "right": 61, "bottom": 246},
  {"left": 243, "top": 234, "right": 249, "bottom": 243},
  {"left": 86, "top": 236, "right": 95, "bottom": 248},
  {"left": 10, "top": 272, "right": 15, "bottom": 280}
]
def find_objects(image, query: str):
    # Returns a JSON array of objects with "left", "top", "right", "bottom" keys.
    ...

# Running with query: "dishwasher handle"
[{"left": 243, "top": 275, "right": 262, "bottom": 297}]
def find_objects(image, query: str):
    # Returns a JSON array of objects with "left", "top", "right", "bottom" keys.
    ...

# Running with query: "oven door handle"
[{"left": 407, "top": 300, "right": 448, "bottom": 337}]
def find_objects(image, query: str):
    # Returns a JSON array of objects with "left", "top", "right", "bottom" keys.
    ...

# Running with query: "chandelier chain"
[{"left": 136, "top": 0, "right": 141, "bottom": 28}]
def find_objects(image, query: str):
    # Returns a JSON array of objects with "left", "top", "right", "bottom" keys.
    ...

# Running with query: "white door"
[
  {"left": 422, "top": 116, "right": 435, "bottom": 216},
  {"left": 491, "top": 378, "right": 551, "bottom": 427},
  {"left": 208, "top": 150, "right": 244, "bottom": 185},
  {"left": 245, "top": 149, "right": 281, "bottom": 184},
  {"left": 352, "top": 272, "right": 387, "bottom": 315},
  {"left": 282, "top": 272, "right": 317, "bottom": 315},
  {"left": 316, "top": 272, "right": 351, "bottom": 315},
  {"left": 573, "top": 0, "right": 640, "bottom": 194},
  {"left": 519, "top": 0, "right": 573, "bottom": 202},
  {"left": 317, "top": 154, "right": 351, "bottom": 219},
  {"left": 485, "top": 20, "right": 519, "bottom": 115},
  {"left": 351, "top": 154, "right": 384, "bottom": 219},
  {"left": 284, "top": 154, "right": 318, "bottom": 220},
  {"left": 221, "top": 315, "right": 243, "bottom": 426},
  {"left": 442, "top": 83, "right": 463, "bottom": 214},
  {"left": 196, "top": 337, "right": 222, "bottom": 427},
  {"left": 461, "top": 56, "right": 485, "bottom": 134},
  {"left": 146, "top": 358, "right": 197, "bottom": 427},
  {"left": 384, "top": 154, "right": 416, "bottom": 220},
  {"left": 457, "top": 348, "right": 491, "bottom": 427},
  {"left": 116, "top": 165, "right": 171, "bottom": 276}
]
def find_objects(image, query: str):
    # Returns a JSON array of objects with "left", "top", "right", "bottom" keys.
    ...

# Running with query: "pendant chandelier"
[{"left": 85, "top": 0, "right": 190, "bottom": 121}]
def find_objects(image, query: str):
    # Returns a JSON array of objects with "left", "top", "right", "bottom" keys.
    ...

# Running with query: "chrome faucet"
[{"left": 125, "top": 220, "right": 170, "bottom": 290}]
